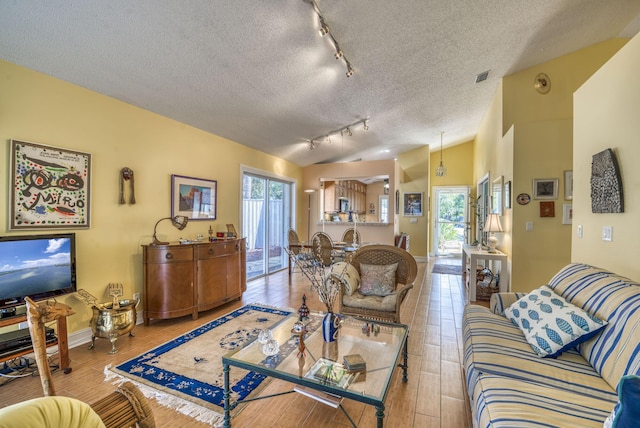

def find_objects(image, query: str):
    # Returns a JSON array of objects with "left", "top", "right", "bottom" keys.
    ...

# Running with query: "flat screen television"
[{"left": 0, "top": 233, "right": 76, "bottom": 314}]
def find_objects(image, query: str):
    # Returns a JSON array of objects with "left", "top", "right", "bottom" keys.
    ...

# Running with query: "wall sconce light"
[
  {"left": 152, "top": 215, "right": 189, "bottom": 245},
  {"left": 483, "top": 213, "right": 503, "bottom": 253}
]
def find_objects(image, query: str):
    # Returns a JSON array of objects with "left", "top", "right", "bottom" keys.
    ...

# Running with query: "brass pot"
[{"left": 88, "top": 299, "right": 138, "bottom": 354}]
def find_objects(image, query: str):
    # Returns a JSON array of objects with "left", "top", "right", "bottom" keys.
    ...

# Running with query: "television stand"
[{"left": 0, "top": 303, "right": 74, "bottom": 374}]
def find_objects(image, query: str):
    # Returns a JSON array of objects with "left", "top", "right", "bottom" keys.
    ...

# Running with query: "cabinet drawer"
[
  {"left": 145, "top": 246, "right": 193, "bottom": 263},
  {"left": 196, "top": 242, "right": 239, "bottom": 259}
]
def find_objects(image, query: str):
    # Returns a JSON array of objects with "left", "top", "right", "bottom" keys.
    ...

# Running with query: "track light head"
[
  {"left": 346, "top": 127, "right": 352, "bottom": 136},
  {"left": 334, "top": 49, "right": 343, "bottom": 59},
  {"left": 346, "top": 63, "right": 354, "bottom": 77},
  {"left": 309, "top": 140, "right": 317, "bottom": 150},
  {"left": 363, "top": 120, "right": 369, "bottom": 131},
  {"left": 318, "top": 19, "right": 329, "bottom": 37}
]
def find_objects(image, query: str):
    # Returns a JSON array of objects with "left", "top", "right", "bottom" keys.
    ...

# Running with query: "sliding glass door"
[{"left": 242, "top": 173, "right": 292, "bottom": 280}]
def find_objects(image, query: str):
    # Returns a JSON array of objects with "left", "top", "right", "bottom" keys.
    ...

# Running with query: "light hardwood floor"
[{"left": 0, "top": 256, "right": 474, "bottom": 427}]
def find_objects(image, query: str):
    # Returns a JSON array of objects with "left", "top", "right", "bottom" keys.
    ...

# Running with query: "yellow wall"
[
  {"left": 474, "top": 39, "right": 628, "bottom": 292},
  {"left": 0, "top": 60, "right": 302, "bottom": 334},
  {"left": 397, "top": 146, "right": 429, "bottom": 259},
  {"left": 573, "top": 33, "right": 640, "bottom": 280},
  {"left": 428, "top": 140, "right": 475, "bottom": 254}
]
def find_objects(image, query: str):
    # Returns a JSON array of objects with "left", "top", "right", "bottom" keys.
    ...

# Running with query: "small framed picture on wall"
[
  {"left": 402, "top": 192, "right": 423, "bottom": 216},
  {"left": 533, "top": 178, "right": 558, "bottom": 200}
]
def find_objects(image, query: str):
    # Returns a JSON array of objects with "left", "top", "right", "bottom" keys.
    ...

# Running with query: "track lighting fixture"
[
  {"left": 306, "top": 118, "right": 371, "bottom": 151},
  {"left": 306, "top": 0, "right": 355, "bottom": 78}
]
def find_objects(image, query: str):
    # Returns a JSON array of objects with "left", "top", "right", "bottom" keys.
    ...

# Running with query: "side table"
[{"left": 461, "top": 246, "right": 508, "bottom": 301}]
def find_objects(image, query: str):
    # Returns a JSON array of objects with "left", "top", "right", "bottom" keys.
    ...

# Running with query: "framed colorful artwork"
[
  {"left": 402, "top": 192, "right": 423, "bottom": 216},
  {"left": 10, "top": 139, "right": 91, "bottom": 229},
  {"left": 171, "top": 174, "right": 217, "bottom": 220}
]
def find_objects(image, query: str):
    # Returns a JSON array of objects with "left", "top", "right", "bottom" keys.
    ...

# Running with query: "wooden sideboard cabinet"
[{"left": 142, "top": 238, "right": 246, "bottom": 325}]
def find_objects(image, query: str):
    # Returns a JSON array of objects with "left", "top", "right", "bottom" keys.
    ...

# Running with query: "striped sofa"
[{"left": 463, "top": 263, "right": 640, "bottom": 427}]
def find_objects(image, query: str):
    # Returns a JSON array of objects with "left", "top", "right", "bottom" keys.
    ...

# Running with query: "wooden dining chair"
[
  {"left": 341, "top": 228, "right": 361, "bottom": 245},
  {"left": 311, "top": 231, "right": 334, "bottom": 267}
]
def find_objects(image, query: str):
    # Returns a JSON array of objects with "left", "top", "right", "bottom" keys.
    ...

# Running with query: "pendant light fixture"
[{"left": 436, "top": 131, "right": 447, "bottom": 177}]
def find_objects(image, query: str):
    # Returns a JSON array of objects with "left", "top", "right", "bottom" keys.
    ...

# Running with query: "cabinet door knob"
[
  {"left": 165, "top": 253, "right": 173, "bottom": 260},
  {"left": 208, "top": 248, "right": 215, "bottom": 255}
]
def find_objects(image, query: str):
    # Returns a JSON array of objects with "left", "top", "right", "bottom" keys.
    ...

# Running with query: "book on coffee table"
[
  {"left": 343, "top": 353, "right": 366, "bottom": 372},
  {"left": 305, "top": 358, "right": 355, "bottom": 389}
]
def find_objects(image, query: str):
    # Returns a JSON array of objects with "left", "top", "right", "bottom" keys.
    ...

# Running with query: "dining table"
[{"left": 287, "top": 241, "right": 359, "bottom": 279}]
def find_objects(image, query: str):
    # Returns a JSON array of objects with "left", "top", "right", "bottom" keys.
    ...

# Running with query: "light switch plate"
[
  {"left": 602, "top": 226, "right": 613, "bottom": 241},
  {"left": 526, "top": 221, "right": 533, "bottom": 231},
  {"left": 577, "top": 225, "right": 583, "bottom": 238}
]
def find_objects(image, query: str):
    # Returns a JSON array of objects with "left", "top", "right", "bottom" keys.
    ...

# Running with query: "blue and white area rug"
[{"left": 105, "top": 304, "right": 321, "bottom": 426}]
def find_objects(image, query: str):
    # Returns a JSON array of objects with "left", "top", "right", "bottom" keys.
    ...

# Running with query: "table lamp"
[
  {"left": 152, "top": 215, "right": 189, "bottom": 245},
  {"left": 484, "top": 213, "right": 503, "bottom": 253}
]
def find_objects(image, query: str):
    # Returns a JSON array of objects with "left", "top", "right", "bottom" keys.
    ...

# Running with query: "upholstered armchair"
[{"left": 337, "top": 244, "right": 417, "bottom": 323}]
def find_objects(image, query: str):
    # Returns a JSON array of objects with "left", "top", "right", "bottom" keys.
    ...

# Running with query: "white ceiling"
[{"left": 1, "top": 1, "right": 640, "bottom": 167}]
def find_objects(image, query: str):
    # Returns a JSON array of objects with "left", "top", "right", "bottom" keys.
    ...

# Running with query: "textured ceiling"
[{"left": 1, "top": 1, "right": 640, "bottom": 166}]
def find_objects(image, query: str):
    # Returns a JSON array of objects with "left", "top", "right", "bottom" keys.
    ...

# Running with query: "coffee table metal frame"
[{"left": 222, "top": 313, "right": 408, "bottom": 427}]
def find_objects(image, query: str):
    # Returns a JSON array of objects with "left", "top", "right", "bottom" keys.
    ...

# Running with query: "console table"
[
  {"left": 461, "top": 246, "right": 509, "bottom": 301},
  {"left": 142, "top": 238, "right": 246, "bottom": 325},
  {"left": 0, "top": 303, "right": 74, "bottom": 374}
]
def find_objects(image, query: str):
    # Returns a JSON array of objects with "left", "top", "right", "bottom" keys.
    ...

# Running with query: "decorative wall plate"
[{"left": 516, "top": 193, "right": 531, "bottom": 205}]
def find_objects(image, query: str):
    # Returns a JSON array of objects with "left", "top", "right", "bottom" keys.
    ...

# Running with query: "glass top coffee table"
[{"left": 221, "top": 313, "right": 409, "bottom": 427}]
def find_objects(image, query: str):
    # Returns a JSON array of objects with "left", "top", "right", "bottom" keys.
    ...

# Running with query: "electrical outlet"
[{"left": 133, "top": 293, "right": 141, "bottom": 301}]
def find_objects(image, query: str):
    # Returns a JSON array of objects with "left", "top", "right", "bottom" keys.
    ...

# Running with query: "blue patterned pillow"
[
  {"left": 604, "top": 375, "right": 640, "bottom": 428},
  {"left": 504, "top": 285, "right": 607, "bottom": 358}
]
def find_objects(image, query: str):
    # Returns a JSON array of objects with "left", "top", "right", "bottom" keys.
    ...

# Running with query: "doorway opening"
[{"left": 433, "top": 186, "right": 470, "bottom": 256}]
